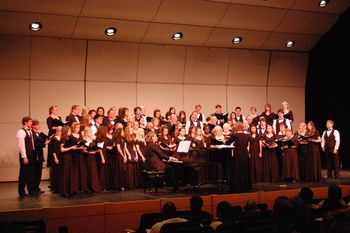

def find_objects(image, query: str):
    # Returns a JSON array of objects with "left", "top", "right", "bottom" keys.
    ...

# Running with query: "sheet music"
[
  {"left": 97, "top": 142, "right": 105, "bottom": 149},
  {"left": 177, "top": 140, "right": 191, "bottom": 153},
  {"left": 216, "top": 144, "right": 235, "bottom": 149}
]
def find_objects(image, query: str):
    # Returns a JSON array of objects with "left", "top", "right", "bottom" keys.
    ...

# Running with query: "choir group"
[{"left": 16, "top": 101, "right": 341, "bottom": 198}]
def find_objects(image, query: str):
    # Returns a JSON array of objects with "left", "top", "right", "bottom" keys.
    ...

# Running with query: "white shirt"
[
  {"left": 273, "top": 118, "right": 291, "bottom": 132},
  {"left": 197, "top": 112, "right": 205, "bottom": 122},
  {"left": 236, "top": 115, "right": 245, "bottom": 122},
  {"left": 185, "top": 120, "right": 203, "bottom": 135},
  {"left": 321, "top": 128, "right": 340, "bottom": 151},
  {"left": 17, "top": 128, "right": 32, "bottom": 158}
]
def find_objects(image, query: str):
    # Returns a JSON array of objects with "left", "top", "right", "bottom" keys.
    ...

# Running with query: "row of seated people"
[{"left": 137, "top": 185, "right": 350, "bottom": 233}]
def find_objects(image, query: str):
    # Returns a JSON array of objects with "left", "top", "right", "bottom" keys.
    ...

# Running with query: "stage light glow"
[
  {"left": 232, "top": 36, "right": 242, "bottom": 44},
  {"left": 30, "top": 22, "right": 42, "bottom": 31},
  {"left": 286, "top": 40, "right": 295, "bottom": 48},
  {"left": 172, "top": 32, "right": 183, "bottom": 40},
  {"left": 319, "top": 0, "right": 329, "bottom": 7},
  {"left": 105, "top": 27, "right": 117, "bottom": 36}
]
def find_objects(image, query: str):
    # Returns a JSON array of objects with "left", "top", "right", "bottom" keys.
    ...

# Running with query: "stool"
[{"left": 142, "top": 170, "right": 166, "bottom": 193}]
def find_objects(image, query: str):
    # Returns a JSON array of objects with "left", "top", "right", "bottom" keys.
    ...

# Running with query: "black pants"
[
  {"left": 325, "top": 149, "right": 340, "bottom": 178},
  {"left": 18, "top": 153, "right": 36, "bottom": 196},
  {"left": 34, "top": 161, "right": 43, "bottom": 192}
]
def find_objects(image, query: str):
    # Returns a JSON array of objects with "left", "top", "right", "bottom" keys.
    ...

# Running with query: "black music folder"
[
  {"left": 277, "top": 138, "right": 295, "bottom": 148},
  {"left": 52, "top": 119, "right": 69, "bottom": 127}
]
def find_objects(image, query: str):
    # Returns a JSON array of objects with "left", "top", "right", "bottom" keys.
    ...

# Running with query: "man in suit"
[
  {"left": 17, "top": 116, "right": 36, "bottom": 198},
  {"left": 194, "top": 104, "right": 205, "bottom": 122},
  {"left": 212, "top": 104, "right": 227, "bottom": 126},
  {"left": 257, "top": 117, "right": 267, "bottom": 135},
  {"left": 66, "top": 104, "right": 82, "bottom": 126},
  {"left": 322, "top": 120, "right": 341, "bottom": 179},
  {"left": 103, "top": 108, "right": 117, "bottom": 126},
  {"left": 185, "top": 111, "right": 204, "bottom": 135},
  {"left": 32, "top": 119, "right": 48, "bottom": 195},
  {"left": 235, "top": 106, "right": 245, "bottom": 123}
]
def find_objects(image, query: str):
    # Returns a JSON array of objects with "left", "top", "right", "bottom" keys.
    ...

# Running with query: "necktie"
[{"left": 28, "top": 130, "right": 35, "bottom": 150}]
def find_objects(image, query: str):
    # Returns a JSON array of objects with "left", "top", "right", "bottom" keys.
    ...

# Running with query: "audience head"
[
  {"left": 244, "top": 200, "right": 258, "bottom": 215},
  {"left": 190, "top": 195, "right": 204, "bottom": 212},
  {"left": 216, "top": 201, "right": 233, "bottom": 224},
  {"left": 328, "top": 184, "right": 342, "bottom": 201},
  {"left": 299, "top": 187, "right": 314, "bottom": 205},
  {"left": 162, "top": 202, "right": 177, "bottom": 219}
]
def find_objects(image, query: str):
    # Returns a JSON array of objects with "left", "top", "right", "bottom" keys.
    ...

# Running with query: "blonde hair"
[
  {"left": 135, "top": 128, "right": 145, "bottom": 141},
  {"left": 213, "top": 125, "right": 223, "bottom": 136},
  {"left": 83, "top": 127, "right": 93, "bottom": 141}
]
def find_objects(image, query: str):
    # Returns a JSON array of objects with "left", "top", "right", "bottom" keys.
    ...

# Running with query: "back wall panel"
[{"left": 0, "top": 35, "right": 308, "bottom": 181}]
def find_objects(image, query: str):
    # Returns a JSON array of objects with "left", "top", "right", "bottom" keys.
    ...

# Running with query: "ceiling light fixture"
[
  {"left": 319, "top": 0, "right": 329, "bottom": 7},
  {"left": 30, "top": 22, "right": 42, "bottom": 31},
  {"left": 105, "top": 27, "right": 117, "bottom": 36},
  {"left": 232, "top": 36, "right": 242, "bottom": 44},
  {"left": 286, "top": 40, "right": 295, "bottom": 48},
  {"left": 172, "top": 32, "right": 183, "bottom": 40}
]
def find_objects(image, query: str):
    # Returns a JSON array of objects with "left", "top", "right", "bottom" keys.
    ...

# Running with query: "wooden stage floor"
[{"left": 1, "top": 169, "right": 349, "bottom": 212}]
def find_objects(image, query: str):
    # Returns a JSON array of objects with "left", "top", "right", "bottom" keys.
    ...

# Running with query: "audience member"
[{"left": 150, "top": 202, "right": 188, "bottom": 233}]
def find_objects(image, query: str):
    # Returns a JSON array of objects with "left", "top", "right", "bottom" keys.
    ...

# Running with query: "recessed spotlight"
[
  {"left": 319, "top": 0, "right": 329, "bottom": 7},
  {"left": 30, "top": 22, "right": 42, "bottom": 31},
  {"left": 286, "top": 40, "right": 295, "bottom": 48},
  {"left": 232, "top": 36, "right": 242, "bottom": 44},
  {"left": 105, "top": 27, "right": 117, "bottom": 36},
  {"left": 172, "top": 32, "right": 183, "bottom": 40}
]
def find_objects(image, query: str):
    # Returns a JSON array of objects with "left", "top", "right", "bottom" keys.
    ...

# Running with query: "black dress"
[
  {"left": 126, "top": 140, "right": 138, "bottom": 188},
  {"left": 249, "top": 134, "right": 263, "bottom": 183},
  {"left": 226, "top": 133, "right": 252, "bottom": 193},
  {"left": 115, "top": 136, "right": 126, "bottom": 189},
  {"left": 260, "top": 112, "right": 276, "bottom": 126},
  {"left": 84, "top": 140, "right": 101, "bottom": 192},
  {"left": 261, "top": 134, "right": 279, "bottom": 182},
  {"left": 209, "top": 136, "right": 226, "bottom": 181},
  {"left": 297, "top": 132, "right": 309, "bottom": 182},
  {"left": 307, "top": 131, "right": 322, "bottom": 182},
  {"left": 104, "top": 135, "right": 116, "bottom": 190},
  {"left": 49, "top": 136, "right": 61, "bottom": 193}
]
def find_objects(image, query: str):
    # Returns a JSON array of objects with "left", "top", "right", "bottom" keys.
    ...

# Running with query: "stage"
[{"left": 1, "top": 169, "right": 350, "bottom": 212}]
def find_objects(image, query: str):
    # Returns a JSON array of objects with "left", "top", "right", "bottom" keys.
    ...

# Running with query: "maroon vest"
[{"left": 324, "top": 129, "right": 336, "bottom": 151}]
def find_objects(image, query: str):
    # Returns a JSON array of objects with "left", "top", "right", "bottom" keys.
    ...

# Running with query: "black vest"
[
  {"left": 235, "top": 115, "right": 244, "bottom": 123},
  {"left": 324, "top": 129, "right": 336, "bottom": 151},
  {"left": 197, "top": 113, "right": 203, "bottom": 122},
  {"left": 33, "top": 131, "right": 45, "bottom": 162},
  {"left": 22, "top": 128, "right": 34, "bottom": 153},
  {"left": 275, "top": 118, "right": 287, "bottom": 134}
]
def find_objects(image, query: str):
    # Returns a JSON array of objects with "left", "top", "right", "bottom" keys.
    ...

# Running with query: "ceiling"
[{"left": 0, "top": 0, "right": 349, "bottom": 51}]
